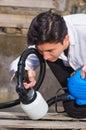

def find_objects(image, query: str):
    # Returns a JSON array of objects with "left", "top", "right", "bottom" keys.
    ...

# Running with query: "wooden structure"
[
  {"left": 0, "top": 0, "right": 67, "bottom": 10},
  {"left": 0, "top": 0, "right": 56, "bottom": 9},
  {"left": 0, "top": 0, "right": 67, "bottom": 32},
  {"left": 0, "top": 112, "right": 86, "bottom": 129}
]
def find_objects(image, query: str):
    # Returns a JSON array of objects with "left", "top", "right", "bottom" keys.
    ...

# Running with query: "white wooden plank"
[
  {"left": 0, "top": 13, "right": 35, "bottom": 28},
  {"left": 0, "top": 0, "right": 67, "bottom": 11},
  {"left": 43, "top": 112, "right": 86, "bottom": 121},
  {"left": 0, "top": 112, "right": 86, "bottom": 121},
  {"left": 0, "top": 0, "right": 55, "bottom": 8},
  {"left": 0, "top": 119, "right": 86, "bottom": 129},
  {"left": 0, "top": 112, "right": 86, "bottom": 129}
]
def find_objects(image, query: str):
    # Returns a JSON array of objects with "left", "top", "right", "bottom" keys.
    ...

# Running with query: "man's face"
[{"left": 36, "top": 42, "right": 66, "bottom": 62}]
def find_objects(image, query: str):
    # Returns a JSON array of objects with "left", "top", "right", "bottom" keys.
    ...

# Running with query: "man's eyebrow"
[
  {"left": 45, "top": 49, "right": 55, "bottom": 52},
  {"left": 36, "top": 46, "right": 56, "bottom": 52},
  {"left": 38, "top": 48, "right": 54, "bottom": 52}
]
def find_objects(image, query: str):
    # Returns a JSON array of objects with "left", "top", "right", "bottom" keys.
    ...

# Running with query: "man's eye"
[
  {"left": 38, "top": 50, "right": 43, "bottom": 54},
  {"left": 48, "top": 49, "right": 54, "bottom": 53}
]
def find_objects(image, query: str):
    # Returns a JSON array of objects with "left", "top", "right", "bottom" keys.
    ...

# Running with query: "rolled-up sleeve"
[{"left": 9, "top": 46, "right": 40, "bottom": 86}]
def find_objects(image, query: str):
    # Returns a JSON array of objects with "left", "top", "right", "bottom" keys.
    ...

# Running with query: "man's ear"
[{"left": 63, "top": 35, "right": 69, "bottom": 48}]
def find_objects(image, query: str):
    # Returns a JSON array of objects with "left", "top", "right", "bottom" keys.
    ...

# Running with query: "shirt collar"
[{"left": 59, "top": 52, "right": 68, "bottom": 61}]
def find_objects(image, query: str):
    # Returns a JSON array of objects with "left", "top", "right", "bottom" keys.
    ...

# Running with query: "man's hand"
[
  {"left": 23, "top": 70, "right": 36, "bottom": 89},
  {"left": 81, "top": 64, "right": 86, "bottom": 79}
]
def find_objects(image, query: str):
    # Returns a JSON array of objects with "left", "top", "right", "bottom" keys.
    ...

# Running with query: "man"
[{"left": 10, "top": 10, "right": 86, "bottom": 118}]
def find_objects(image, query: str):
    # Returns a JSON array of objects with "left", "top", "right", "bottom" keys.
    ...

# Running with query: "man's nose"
[{"left": 43, "top": 52, "right": 50, "bottom": 60}]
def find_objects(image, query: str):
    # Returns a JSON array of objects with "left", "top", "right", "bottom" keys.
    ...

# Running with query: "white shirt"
[
  {"left": 10, "top": 13, "right": 86, "bottom": 80},
  {"left": 60, "top": 14, "right": 86, "bottom": 70}
]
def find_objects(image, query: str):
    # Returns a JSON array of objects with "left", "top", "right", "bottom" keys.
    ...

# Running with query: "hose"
[
  {"left": 47, "top": 93, "right": 70, "bottom": 107},
  {"left": 0, "top": 99, "right": 20, "bottom": 109}
]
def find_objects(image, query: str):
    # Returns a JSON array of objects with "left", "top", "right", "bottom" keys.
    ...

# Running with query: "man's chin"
[{"left": 47, "top": 59, "right": 57, "bottom": 62}]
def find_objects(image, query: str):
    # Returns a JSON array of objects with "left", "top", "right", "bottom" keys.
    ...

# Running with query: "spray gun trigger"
[{"left": 23, "top": 70, "right": 30, "bottom": 84}]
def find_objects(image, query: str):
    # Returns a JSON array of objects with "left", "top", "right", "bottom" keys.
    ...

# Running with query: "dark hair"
[{"left": 27, "top": 9, "right": 68, "bottom": 45}]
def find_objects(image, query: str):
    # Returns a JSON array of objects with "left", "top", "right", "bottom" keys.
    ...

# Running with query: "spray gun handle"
[{"left": 23, "top": 70, "right": 30, "bottom": 84}]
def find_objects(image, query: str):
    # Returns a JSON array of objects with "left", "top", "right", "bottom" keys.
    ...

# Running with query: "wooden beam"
[
  {"left": 0, "top": 14, "right": 35, "bottom": 28},
  {"left": 0, "top": 119, "right": 86, "bottom": 129},
  {"left": 0, "top": 112, "right": 86, "bottom": 129},
  {"left": 0, "top": 0, "right": 67, "bottom": 11},
  {"left": 0, "top": 0, "right": 55, "bottom": 8}
]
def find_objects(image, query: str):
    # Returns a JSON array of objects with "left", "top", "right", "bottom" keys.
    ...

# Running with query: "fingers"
[
  {"left": 27, "top": 70, "right": 36, "bottom": 81},
  {"left": 23, "top": 80, "right": 36, "bottom": 89},
  {"left": 70, "top": 65, "right": 86, "bottom": 79},
  {"left": 23, "top": 70, "right": 36, "bottom": 89},
  {"left": 81, "top": 65, "right": 86, "bottom": 79},
  {"left": 81, "top": 70, "right": 86, "bottom": 79}
]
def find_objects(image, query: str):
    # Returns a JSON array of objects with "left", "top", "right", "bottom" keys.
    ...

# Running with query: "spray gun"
[{"left": 16, "top": 48, "right": 48, "bottom": 120}]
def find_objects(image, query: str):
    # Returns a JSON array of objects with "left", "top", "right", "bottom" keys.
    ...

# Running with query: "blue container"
[{"left": 67, "top": 68, "right": 86, "bottom": 105}]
